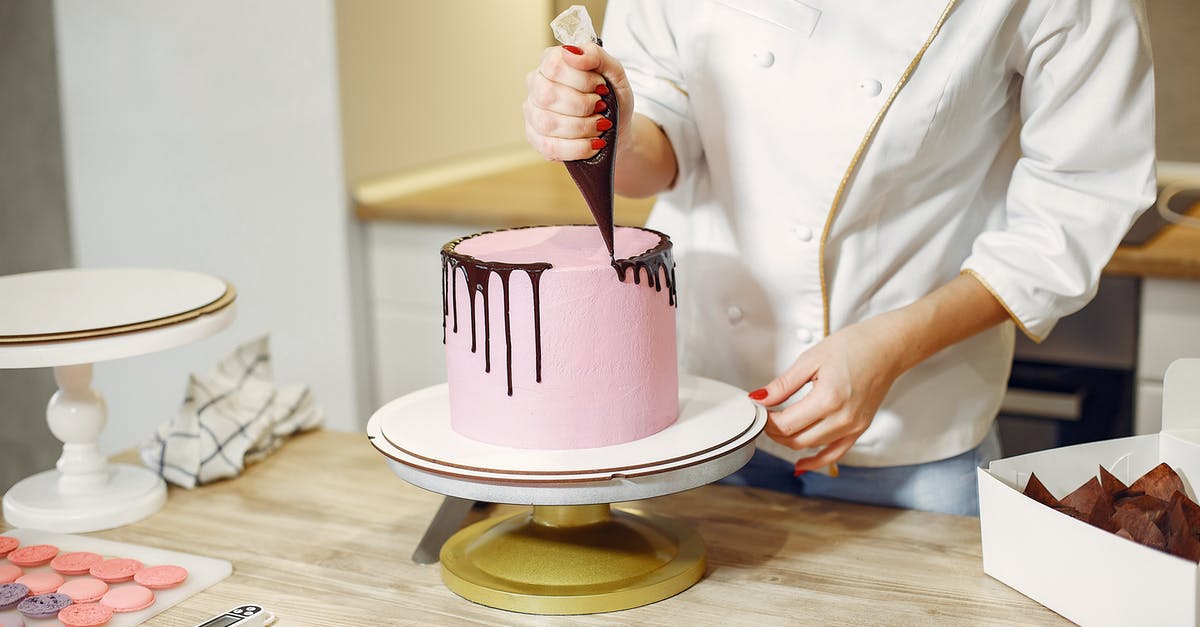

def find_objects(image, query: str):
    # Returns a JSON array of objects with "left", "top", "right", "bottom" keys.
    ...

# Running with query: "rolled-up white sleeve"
[
  {"left": 961, "top": 0, "right": 1156, "bottom": 341},
  {"left": 602, "top": 0, "right": 704, "bottom": 186}
]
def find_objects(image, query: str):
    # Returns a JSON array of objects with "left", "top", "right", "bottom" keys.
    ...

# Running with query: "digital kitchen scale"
[{"left": 367, "top": 375, "right": 765, "bottom": 615}]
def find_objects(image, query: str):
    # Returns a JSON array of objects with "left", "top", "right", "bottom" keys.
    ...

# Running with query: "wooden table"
[{"left": 4, "top": 430, "right": 1066, "bottom": 625}]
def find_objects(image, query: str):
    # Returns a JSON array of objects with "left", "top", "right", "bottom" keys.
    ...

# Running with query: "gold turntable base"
[{"left": 440, "top": 504, "right": 706, "bottom": 615}]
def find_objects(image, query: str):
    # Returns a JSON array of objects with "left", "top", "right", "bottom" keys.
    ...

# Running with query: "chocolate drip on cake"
[
  {"left": 564, "top": 77, "right": 618, "bottom": 259},
  {"left": 612, "top": 230, "right": 677, "bottom": 307},
  {"left": 442, "top": 226, "right": 675, "bottom": 397},
  {"left": 442, "top": 239, "right": 550, "bottom": 397}
]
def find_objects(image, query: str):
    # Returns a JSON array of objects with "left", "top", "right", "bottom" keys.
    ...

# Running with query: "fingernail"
[
  {"left": 593, "top": 100, "right": 607, "bottom": 113},
  {"left": 596, "top": 118, "right": 613, "bottom": 131},
  {"left": 591, "top": 138, "right": 607, "bottom": 150},
  {"left": 595, "top": 83, "right": 610, "bottom": 96},
  {"left": 793, "top": 468, "right": 807, "bottom": 478},
  {"left": 562, "top": 45, "right": 584, "bottom": 55},
  {"left": 748, "top": 388, "right": 768, "bottom": 401}
]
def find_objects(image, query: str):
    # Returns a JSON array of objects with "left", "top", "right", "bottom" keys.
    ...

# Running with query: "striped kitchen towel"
[{"left": 140, "top": 335, "right": 324, "bottom": 488}]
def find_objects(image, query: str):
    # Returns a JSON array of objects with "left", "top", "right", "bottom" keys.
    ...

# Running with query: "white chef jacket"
[{"left": 603, "top": 0, "right": 1157, "bottom": 466}]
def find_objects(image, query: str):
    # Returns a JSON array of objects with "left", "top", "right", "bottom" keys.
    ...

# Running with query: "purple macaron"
[
  {"left": 16, "top": 592, "right": 72, "bottom": 619},
  {"left": 0, "top": 582, "right": 29, "bottom": 610}
]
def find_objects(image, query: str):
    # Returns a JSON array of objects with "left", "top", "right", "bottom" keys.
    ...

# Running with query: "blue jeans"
[{"left": 720, "top": 427, "right": 1002, "bottom": 516}]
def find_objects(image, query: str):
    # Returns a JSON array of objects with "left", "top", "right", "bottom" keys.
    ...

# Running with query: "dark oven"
[{"left": 997, "top": 275, "right": 1139, "bottom": 457}]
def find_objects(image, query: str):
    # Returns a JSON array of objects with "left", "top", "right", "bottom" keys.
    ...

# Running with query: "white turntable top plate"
[{"left": 370, "top": 375, "right": 760, "bottom": 481}]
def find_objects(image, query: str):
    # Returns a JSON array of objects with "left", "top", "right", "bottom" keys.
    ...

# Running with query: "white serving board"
[{"left": 0, "top": 528, "right": 231, "bottom": 626}]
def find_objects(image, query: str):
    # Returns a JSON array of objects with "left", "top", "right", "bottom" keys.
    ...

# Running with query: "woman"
[{"left": 523, "top": 0, "right": 1156, "bottom": 515}]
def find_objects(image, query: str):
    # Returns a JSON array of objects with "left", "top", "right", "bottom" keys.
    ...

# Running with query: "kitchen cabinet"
[
  {"left": 366, "top": 221, "right": 498, "bottom": 405},
  {"left": 1135, "top": 277, "right": 1200, "bottom": 434}
]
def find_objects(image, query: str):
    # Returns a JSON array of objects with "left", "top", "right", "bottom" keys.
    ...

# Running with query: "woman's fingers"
[
  {"left": 793, "top": 435, "right": 858, "bottom": 474},
  {"left": 528, "top": 72, "right": 605, "bottom": 118},
  {"left": 523, "top": 134, "right": 606, "bottom": 162},
  {"left": 539, "top": 45, "right": 609, "bottom": 94},
  {"left": 525, "top": 45, "right": 613, "bottom": 161},
  {"left": 750, "top": 351, "right": 817, "bottom": 407}
]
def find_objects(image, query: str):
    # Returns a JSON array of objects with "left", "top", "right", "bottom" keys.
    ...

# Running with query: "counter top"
[
  {"left": 356, "top": 160, "right": 1200, "bottom": 280},
  {"left": 3, "top": 430, "right": 1065, "bottom": 625}
]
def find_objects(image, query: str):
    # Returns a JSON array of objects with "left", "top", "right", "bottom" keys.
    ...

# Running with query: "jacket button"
[
  {"left": 753, "top": 49, "right": 775, "bottom": 68},
  {"left": 726, "top": 305, "right": 744, "bottom": 324},
  {"left": 859, "top": 79, "right": 883, "bottom": 97},
  {"left": 794, "top": 327, "right": 814, "bottom": 343},
  {"left": 791, "top": 224, "right": 814, "bottom": 242}
]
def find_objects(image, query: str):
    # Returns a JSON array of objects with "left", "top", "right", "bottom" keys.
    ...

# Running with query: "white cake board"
[
  {"left": 0, "top": 528, "right": 232, "bottom": 626},
  {"left": 368, "top": 375, "right": 766, "bottom": 505},
  {"left": 0, "top": 268, "right": 236, "bottom": 533}
]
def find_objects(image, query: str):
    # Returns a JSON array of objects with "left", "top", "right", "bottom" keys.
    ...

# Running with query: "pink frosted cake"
[{"left": 441, "top": 225, "right": 678, "bottom": 449}]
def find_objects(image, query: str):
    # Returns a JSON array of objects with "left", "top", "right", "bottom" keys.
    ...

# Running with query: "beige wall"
[
  {"left": 1147, "top": 0, "right": 1200, "bottom": 163},
  {"left": 336, "top": 1, "right": 553, "bottom": 184}
]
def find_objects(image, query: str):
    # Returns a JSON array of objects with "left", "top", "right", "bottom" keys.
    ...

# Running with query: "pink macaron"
[
  {"left": 0, "top": 563, "right": 22, "bottom": 584},
  {"left": 51, "top": 551, "right": 104, "bottom": 576},
  {"left": 57, "top": 577, "right": 109, "bottom": 604},
  {"left": 6, "top": 544, "right": 58, "bottom": 567},
  {"left": 133, "top": 564, "right": 188, "bottom": 590},
  {"left": 59, "top": 602, "right": 115, "bottom": 627},
  {"left": 15, "top": 571, "right": 64, "bottom": 595},
  {"left": 88, "top": 558, "right": 143, "bottom": 583},
  {"left": 0, "top": 536, "right": 18, "bottom": 557},
  {"left": 99, "top": 584, "right": 154, "bottom": 613}
]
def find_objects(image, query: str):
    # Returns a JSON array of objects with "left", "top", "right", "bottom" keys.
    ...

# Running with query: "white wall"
[{"left": 53, "top": 0, "right": 366, "bottom": 454}]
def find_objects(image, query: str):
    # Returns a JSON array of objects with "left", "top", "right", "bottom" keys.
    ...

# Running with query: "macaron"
[
  {"left": 89, "top": 558, "right": 143, "bottom": 583},
  {"left": 0, "top": 563, "right": 22, "bottom": 584},
  {"left": 51, "top": 551, "right": 104, "bottom": 576},
  {"left": 58, "top": 602, "right": 115, "bottom": 627},
  {"left": 56, "top": 577, "right": 109, "bottom": 604},
  {"left": 99, "top": 584, "right": 154, "bottom": 613},
  {"left": 0, "top": 582, "right": 30, "bottom": 610},
  {"left": 0, "top": 536, "right": 18, "bottom": 557},
  {"left": 16, "top": 592, "right": 72, "bottom": 619},
  {"left": 14, "top": 571, "right": 64, "bottom": 595},
  {"left": 6, "top": 544, "right": 58, "bottom": 567},
  {"left": 133, "top": 564, "right": 188, "bottom": 590}
]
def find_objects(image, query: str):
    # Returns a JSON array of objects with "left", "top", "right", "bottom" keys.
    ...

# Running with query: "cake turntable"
[{"left": 367, "top": 375, "right": 765, "bottom": 615}]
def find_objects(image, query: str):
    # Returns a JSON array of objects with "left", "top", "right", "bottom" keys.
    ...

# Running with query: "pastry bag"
[{"left": 553, "top": 5, "right": 617, "bottom": 259}]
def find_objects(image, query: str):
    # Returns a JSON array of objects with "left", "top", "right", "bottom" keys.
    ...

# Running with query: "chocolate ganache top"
[{"left": 441, "top": 225, "right": 675, "bottom": 397}]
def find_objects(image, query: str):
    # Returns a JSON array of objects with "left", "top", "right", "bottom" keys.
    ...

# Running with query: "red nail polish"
[
  {"left": 562, "top": 45, "right": 584, "bottom": 55},
  {"left": 591, "top": 138, "right": 607, "bottom": 150},
  {"left": 793, "top": 468, "right": 808, "bottom": 478},
  {"left": 596, "top": 118, "right": 613, "bottom": 131},
  {"left": 595, "top": 83, "right": 610, "bottom": 96},
  {"left": 593, "top": 100, "right": 607, "bottom": 114},
  {"left": 748, "top": 388, "right": 768, "bottom": 401}
]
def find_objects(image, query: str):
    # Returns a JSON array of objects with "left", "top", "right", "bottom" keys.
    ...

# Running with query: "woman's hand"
[
  {"left": 524, "top": 43, "right": 634, "bottom": 161},
  {"left": 750, "top": 273, "right": 1012, "bottom": 474},
  {"left": 753, "top": 315, "right": 910, "bottom": 475}
]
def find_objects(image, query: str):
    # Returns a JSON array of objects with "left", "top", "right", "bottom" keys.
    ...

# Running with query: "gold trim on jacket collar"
[{"left": 818, "top": 0, "right": 960, "bottom": 337}]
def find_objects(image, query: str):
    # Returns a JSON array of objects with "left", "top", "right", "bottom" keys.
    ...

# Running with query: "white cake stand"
[
  {"left": 367, "top": 375, "right": 765, "bottom": 615},
  {"left": 0, "top": 268, "right": 236, "bottom": 533}
]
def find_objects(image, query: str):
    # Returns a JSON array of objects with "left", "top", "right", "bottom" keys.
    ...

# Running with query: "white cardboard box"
[{"left": 979, "top": 358, "right": 1200, "bottom": 626}]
